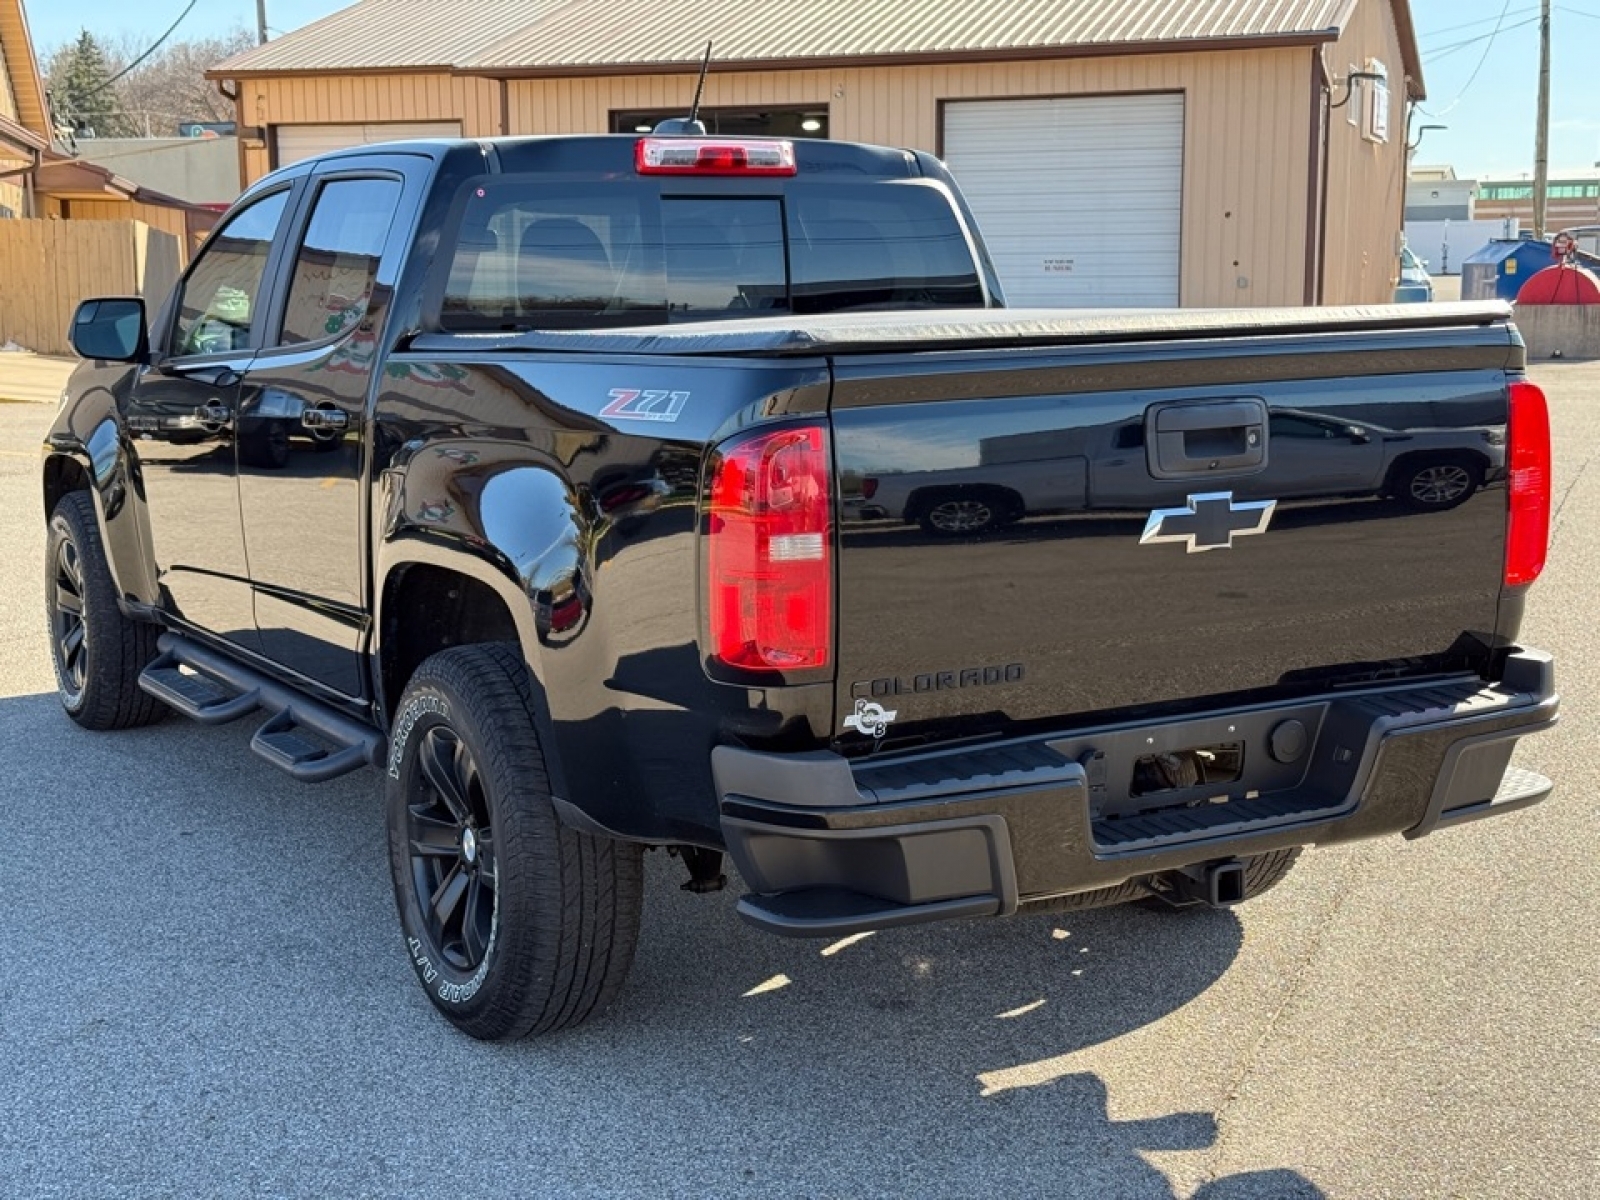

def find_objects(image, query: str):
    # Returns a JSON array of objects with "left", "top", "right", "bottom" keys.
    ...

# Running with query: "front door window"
[{"left": 170, "top": 190, "right": 291, "bottom": 357}]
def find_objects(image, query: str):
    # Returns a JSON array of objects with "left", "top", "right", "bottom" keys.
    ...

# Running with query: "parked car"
[
  {"left": 45, "top": 131, "right": 1556, "bottom": 1041},
  {"left": 1395, "top": 244, "right": 1435, "bottom": 302}
]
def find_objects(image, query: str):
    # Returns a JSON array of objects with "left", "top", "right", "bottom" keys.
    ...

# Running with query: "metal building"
[{"left": 209, "top": 0, "right": 1427, "bottom": 307}]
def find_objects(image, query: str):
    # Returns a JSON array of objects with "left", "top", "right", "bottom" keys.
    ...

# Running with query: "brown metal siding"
[
  {"left": 1319, "top": 0, "right": 1410, "bottom": 304},
  {"left": 507, "top": 49, "right": 1313, "bottom": 307},
  {"left": 239, "top": 73, "right": 502, "bottom": 184}
]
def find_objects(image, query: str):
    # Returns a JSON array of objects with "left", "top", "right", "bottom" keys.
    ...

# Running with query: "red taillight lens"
[
  {"left": 707, "top": 425, "right": 832, "bottom": 672},
  {"left": 1506, "top": 380, "right": 1551, "bottom": 587},
  {"left": 636, "top": 137, "right": 797, "bottom": 176},
  {"left": 861, "top": 477, "right": 879, "bottom": 500}
]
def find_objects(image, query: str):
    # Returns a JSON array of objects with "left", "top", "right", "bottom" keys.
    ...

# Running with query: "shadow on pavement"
[{"left": 1, "top": 689, "right": 1324, "bottom": 1197}]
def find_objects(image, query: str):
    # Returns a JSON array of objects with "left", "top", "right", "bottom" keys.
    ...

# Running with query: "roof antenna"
[{"left": 652, "top": 41, "right": 712, "bottom": 136}]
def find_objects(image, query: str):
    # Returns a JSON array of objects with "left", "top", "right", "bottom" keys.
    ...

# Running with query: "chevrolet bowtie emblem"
[{"left": 1140, "top": 491, "right": 1277, "bottom": 553}]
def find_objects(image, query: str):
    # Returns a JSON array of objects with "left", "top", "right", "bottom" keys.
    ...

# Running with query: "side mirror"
[{"left": 69, "top": 297, "right": 148, "bottom": 363}]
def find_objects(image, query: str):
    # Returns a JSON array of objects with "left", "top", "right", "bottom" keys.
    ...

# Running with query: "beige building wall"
[
  {"left": 1320, "top": 0, "right": 1411, "bottom": 304},
  {"left": 504, "top": 49, "right": 1315, "bottom": 307},
  {"left": 238, "top": 73, "right": 503, "bottom": 182},
  {"left": 0, "top": 38, "right": 23, "bottom": 216}
]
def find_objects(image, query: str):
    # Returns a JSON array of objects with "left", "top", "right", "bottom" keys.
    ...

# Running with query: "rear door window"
[{"left": 278, "top": 177, "right": 403, "bottom": 346}]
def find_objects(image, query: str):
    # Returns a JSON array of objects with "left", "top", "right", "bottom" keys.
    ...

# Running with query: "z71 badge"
[{"left": 601, "top": 388, "right": 689, "bottom": 422}]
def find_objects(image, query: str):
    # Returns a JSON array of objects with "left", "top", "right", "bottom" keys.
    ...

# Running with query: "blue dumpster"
[{"left": 1461, "top": 239, "right": 1557, "bottom": 301}]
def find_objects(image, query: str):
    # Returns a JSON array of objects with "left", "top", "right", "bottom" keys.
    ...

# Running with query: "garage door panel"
[
  {"left": 944, "top": 95, "right": 1183, "bottom": 308},
  {"left": 274, "top": 121, "right": 463, "bottom": 167}
]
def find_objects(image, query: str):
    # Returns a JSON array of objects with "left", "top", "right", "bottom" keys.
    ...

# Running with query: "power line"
[
  {"left": 1420, "top": 5, "right": 1539, "bottom": 42},
  {"left": 1421, "top": 14, "right": 1540, "bottom": 60},
  {"left": 1419, "top": 0, "right": 1518, "bottom": 117},
  {"left": 79, "top": 0, "right": 201, "bottom": 101}
]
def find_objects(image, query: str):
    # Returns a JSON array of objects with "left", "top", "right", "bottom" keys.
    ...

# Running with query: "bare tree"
[{"left": 46, "top": 28, "right": 254, "bottom": 139}]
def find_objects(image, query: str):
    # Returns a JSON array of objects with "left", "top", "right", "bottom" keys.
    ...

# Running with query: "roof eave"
[
  {"left": 0, "top": 0, "right": 52, "bottom": 137},
  {"left": 0, "top": 110, "right": 48, "bottom": 153},
  {"left": 204, "top": 62, "right": 457, "bottom": 80},
  {"left": 1389, "top": 0, "right": 1425, "bottom": 101},
  {"left": 456, "top": 31, "right": 1331, "bottom": 80}
]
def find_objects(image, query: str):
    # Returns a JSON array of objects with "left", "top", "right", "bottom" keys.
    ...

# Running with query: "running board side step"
[{"left": 138, "top": 633, "right": 383, "bottom": 782}]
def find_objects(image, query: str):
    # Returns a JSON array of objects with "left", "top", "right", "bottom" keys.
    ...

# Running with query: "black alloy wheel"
[
  {"left": 44, "top": 491, "right": 165, "bottom": 730},
  {"left": 386, "top": 643, "right": 643, "bottom": 1040},
  {"left": 50, "top": 534, "right": 88, "bottom": 698},
  {"left": 407, "top": 725, "right": 497, "bottom": 972}
]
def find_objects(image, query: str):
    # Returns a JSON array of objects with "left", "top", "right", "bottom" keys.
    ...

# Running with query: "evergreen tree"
[{"left": 47, "top": 32, "right": 135, "bottom": 138}]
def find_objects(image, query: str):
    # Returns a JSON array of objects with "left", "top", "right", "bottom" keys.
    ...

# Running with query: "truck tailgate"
[{"left": 830, "top": 320, "right": 1517, "bottom": 744}]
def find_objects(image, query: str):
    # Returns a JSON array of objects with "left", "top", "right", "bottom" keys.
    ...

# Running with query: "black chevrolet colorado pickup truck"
[{"left": 43, "top": 132, "right": 1558, "bottom": 1040}]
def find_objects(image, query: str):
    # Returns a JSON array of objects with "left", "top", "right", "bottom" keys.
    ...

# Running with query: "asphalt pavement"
[{"left": 0, "top": 362, "right": 1596, "bottom": 1199}]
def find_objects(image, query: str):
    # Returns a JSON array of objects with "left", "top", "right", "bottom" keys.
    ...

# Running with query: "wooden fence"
[{"left": 0, "top": 220, "right": 181, "bottom": 356}]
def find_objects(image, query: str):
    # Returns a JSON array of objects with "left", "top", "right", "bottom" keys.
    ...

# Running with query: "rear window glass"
[{"left": 437, "top": 177, "right": 982, "bottom": 331}]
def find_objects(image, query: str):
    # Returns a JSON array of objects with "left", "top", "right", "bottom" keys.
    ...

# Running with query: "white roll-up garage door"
[
  {"left": 943, "top": 95, "right": 1184, "bottom": 308},
  {"left": 273, "top": 121, "right": 464, "bottom": 167}
]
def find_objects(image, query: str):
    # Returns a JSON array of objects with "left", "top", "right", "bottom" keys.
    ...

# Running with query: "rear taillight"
[
  {"left": 1505, "top": 380, "right": 1551, "bottom": 587},
  {"left": 636, "top": 137, "right": 797, "bottom": 176},
  {"left": 707, "top": 425, "right": 832, "bottom": 672}
]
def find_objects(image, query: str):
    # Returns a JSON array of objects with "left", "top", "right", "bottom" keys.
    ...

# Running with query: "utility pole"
[
  {"left": 256, "top": 0, "right": 269, "bottom": 45},
  {"left": 1533, "top": 0, "right": 1551, "bottom": 237}
]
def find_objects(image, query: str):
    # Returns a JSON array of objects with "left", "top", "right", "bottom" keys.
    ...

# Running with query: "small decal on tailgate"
[
  {"left": 601, "top": 388, "right": 689, "bottom": 423},
  {"left": 843, "top": 699, "right": 898, "bottom": 739}
]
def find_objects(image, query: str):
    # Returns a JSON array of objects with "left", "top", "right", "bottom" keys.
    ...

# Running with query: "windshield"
[{"left": 436, "top": 177, "right": 985, "bottom": 331}]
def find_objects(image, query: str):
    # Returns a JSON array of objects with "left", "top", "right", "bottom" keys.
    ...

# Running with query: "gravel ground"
[{"left": 0, "top": 361, "right": 1595, "bottom": 1199}]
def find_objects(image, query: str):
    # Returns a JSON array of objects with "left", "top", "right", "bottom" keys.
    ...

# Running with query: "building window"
[{"left": 610, "top": 107, "right": 829, "bottom": 139}]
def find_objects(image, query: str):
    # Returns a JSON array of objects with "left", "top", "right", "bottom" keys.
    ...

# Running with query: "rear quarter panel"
[{"left": 371, "top": 351, "right": 835, "bottom": 844}]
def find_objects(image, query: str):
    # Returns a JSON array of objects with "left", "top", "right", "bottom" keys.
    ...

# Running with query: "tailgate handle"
[{"left": 1148, "top": 399, "right": 1267, "bottom": 479}]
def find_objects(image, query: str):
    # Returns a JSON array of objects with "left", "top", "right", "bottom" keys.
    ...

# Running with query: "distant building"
[
  {"left": 1406, "top": 165, "right": 1476, "bottom": 221},
  {"left": 70, "top": 137, "right": 241, "bottom": 206},
  {"left": 1475, "top": 169, "right": 1600, "bottom": 235}
]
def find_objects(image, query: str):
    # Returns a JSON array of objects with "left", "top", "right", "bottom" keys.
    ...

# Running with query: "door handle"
[
  {"left": 301, "top": 408, "right": 349, "bottom": 432},
  {"left": 1147, "top": 399, "right": 1267, "bottom": 479}
]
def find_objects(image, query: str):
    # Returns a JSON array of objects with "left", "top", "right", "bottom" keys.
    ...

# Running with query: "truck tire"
[
  {"left": 45, "top": 491, "right": 166, "bottom": 730},
  {"left": 385, "top": 643, "right": 643, "bottom": 1040}
]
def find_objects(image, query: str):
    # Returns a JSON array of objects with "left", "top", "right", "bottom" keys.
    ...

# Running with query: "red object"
[
  {"left": 1505, "top": 381, "right": 1551, "bottom": 588},
  {"left": 707, "top": 424, "right": 833, "bottom": 671},
  {"left": 635, "top": 137, "right": 798, "bottom": 176},
  {"left": 1515, "top": 263, "right": 1600, "bottom": 305}
]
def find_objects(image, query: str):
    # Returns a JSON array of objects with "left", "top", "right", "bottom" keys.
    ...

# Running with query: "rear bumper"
[{"left": 715, "top": 650, "right": 1558, "bottom": 937}]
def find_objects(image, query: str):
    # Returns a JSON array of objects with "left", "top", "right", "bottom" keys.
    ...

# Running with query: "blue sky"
[{"left": 22, "top": 0, "right": 1600, "bottom": 178}]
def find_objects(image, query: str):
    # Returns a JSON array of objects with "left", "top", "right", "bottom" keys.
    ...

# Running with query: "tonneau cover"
[{"left": 411, "top": 302, "right": 1515, "bottom": 358}]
